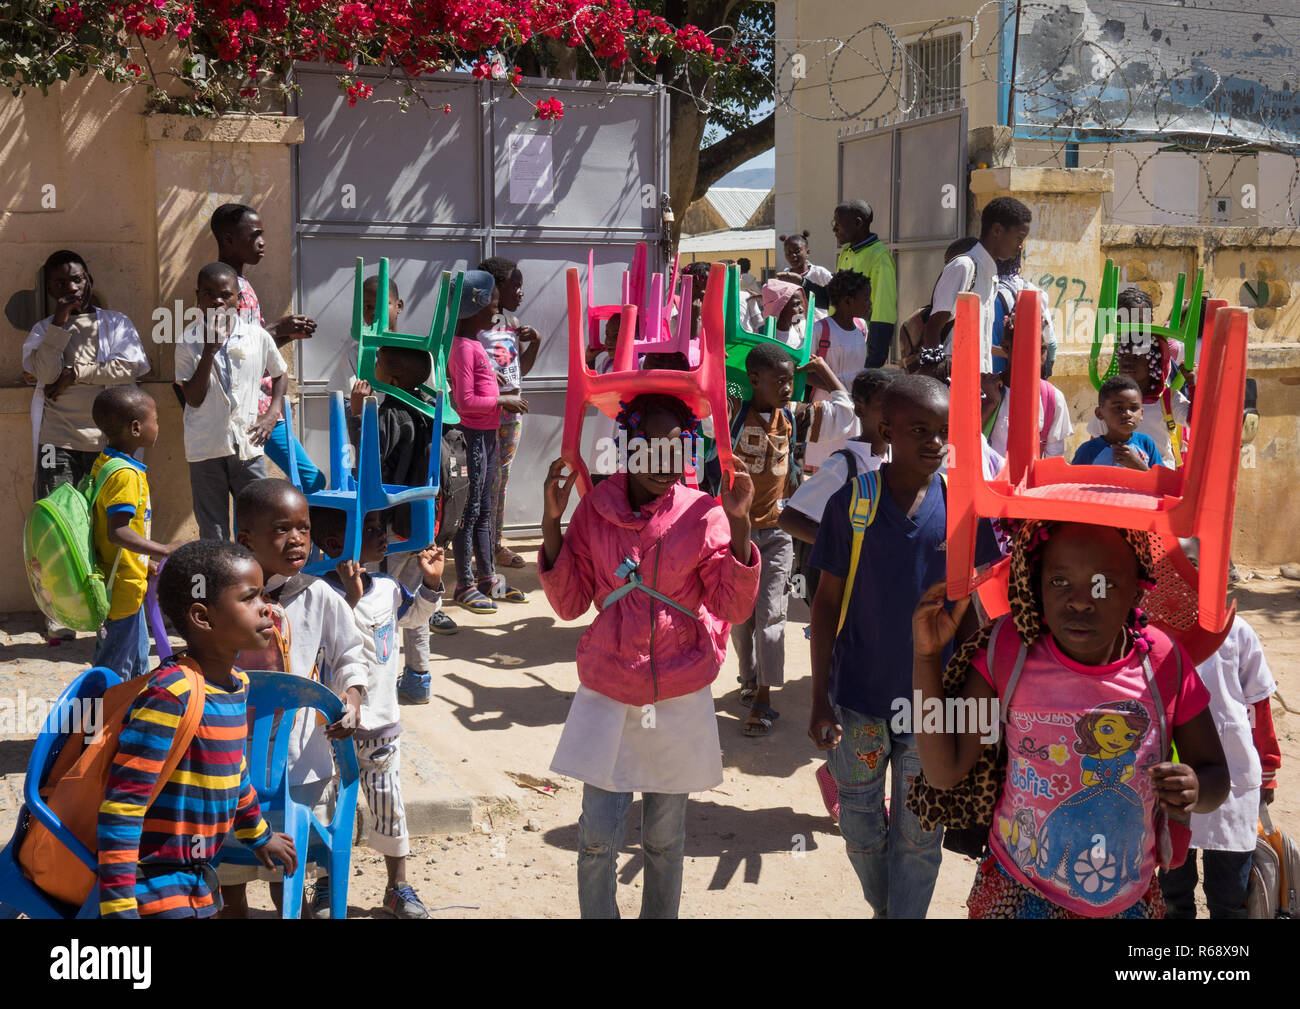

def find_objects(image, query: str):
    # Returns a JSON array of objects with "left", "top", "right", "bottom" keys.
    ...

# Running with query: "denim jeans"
[
  {"left": 453, "top": 426, "right": 498, "bottom": 589},
  {"left": 492, "top": 414, "right": 523, "bottom": 555},
  {"left": 92, "top": 607, "right": 151, "bottom": 679},
  {"left": 263, "top": 418, "right": 325, "bottom": 493},
  {"left": 828, "top": 704, "right": 943, "bottom": 918},
  {"left": 576, "top": 785, "right": 688, "bottom": 919},
  {"left": 1159, "top": 847, "right": 1253, "bottom": 919}
]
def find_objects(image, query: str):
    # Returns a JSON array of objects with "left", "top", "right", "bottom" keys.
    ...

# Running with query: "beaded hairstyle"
[
  {"left": 613, "top": 393, "right": 703, "bottom": 475},
  {"left": 905, "top": 518, "right": 1157, "bottom": 832}
]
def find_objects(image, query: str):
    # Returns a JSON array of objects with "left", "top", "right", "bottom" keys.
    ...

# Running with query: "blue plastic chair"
[
  {"left": 0, "top": 666, "right": 121, "bottom": 919},
  {"left": 209, "top": 671, "right": 360, "bottom": 920},
  {"left": 282, "top": 392, "right": 441, "bottom": 575}
]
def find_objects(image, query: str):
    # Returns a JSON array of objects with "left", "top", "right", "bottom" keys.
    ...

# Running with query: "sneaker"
[
  {"left": 429, "top": 610, "right": 459, "bottom": 635},
  {"left": 398, "top": 667, "right": 431, "bottom": 705},
  {"left": 384, "top": 882, "right": 430, "bottom": 919},
  {"left": 307, "top": 876, "right": 331, "bottom": 919}
]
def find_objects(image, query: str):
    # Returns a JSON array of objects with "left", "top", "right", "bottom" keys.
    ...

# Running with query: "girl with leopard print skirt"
[{"left": 906, "top": 520, "right": 1229, "bottom": 918}]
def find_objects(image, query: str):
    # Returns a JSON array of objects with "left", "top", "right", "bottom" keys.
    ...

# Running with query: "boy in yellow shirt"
[{"left": 89, "top": 386, "right": 184, "bottom": 678}]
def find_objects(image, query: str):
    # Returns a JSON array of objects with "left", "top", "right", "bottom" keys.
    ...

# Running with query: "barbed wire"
[{"left": 770, "top": 1, "right": 1300, "bottom": 224}]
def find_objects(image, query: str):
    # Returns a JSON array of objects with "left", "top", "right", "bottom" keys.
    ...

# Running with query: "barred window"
[{"left": 905, "top": 32, "right": 962, "bottom": 118}]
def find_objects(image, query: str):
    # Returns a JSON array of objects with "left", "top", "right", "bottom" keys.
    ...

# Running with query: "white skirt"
[{"left": 550, "top": 684, "right": 723, "bottom": 794}]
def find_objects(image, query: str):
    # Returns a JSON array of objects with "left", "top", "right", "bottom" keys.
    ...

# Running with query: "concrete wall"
[{"left": 1, "top": 74, "right": 303, "bottom": 615}]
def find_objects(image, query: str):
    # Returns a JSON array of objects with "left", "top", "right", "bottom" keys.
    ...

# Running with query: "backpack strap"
[
  {"left": 87, "top": 457, "right": 138, "bottom": 597},
  {"left": 833, "top": 448, "right": 859, "bottom": 482},
  {"left": 987, "top": 615, "right": 1029, "bottom": 724},
  {"left": 146, "top": 660, "right": 207, "bottom": 809},
  {"left": 836, "top": 470, "right": 882, "bottom": 634},
  {"left": 1162, "top": 387, "right": 1184, "bottom": 466},
  {"left": 816, "top": 318, "right": 831, "bottom": 359},
  {"left": 1039, "top": 380, "right": 1056, "bottom": 453}
]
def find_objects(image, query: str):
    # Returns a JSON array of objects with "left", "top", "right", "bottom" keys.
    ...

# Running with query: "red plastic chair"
[
  {"left": 947, "top": 287, "right": 1247, "bottom": 652},
  {"left": 563, "top": 261, "right": 736, "bottom": 496}
]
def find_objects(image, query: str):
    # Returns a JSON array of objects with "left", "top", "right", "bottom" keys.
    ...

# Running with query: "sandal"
[
  {"left": 479, "top": 578, "right": 526, "bottom": 604},
  {"left": 738, "top": 678, "right": 757, "bottom": 708},
  {"left": 453, "top": 585, "right": 497, "bottom": 614},
  {"left": 496, "top": 547, "right": 527, "bottom": 569},
  {"left": 815, "top": 762, "right": 840, "bottom": 822},
  {"left": 743, "top": 702, "right": 779, "bottom": 737}
]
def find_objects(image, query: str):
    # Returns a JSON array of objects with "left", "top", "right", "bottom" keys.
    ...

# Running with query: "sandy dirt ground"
[{"left": 2, "top": 540, "right": 1298, "bottom": 919}]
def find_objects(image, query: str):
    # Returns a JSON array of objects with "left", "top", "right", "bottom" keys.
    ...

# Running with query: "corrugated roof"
[
  {"left": 705, "top": 188, "right": 770, "bottom": 229},
  {"left": 678, "top": 228, "right": 776, "bottom": 253}
]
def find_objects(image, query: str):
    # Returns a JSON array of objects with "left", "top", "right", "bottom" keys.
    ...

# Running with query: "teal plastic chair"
[
  {"left": 350, "top": 257, "right": 460, "bottom": 426},
  {"left": 1090, "top": 258, "right": 1202, "bottom": 392},
  {"left": 0, "top": 666, "right": 119, "bottom": 919},
  {"left": 282, "top": 393, "right": 441, "bottom": 575},
  {"left": 210, "top": 671, "right": 360, "bottom": 920},
  {"left": 722, "top": 264, "right": 813, "bottom": 401}
]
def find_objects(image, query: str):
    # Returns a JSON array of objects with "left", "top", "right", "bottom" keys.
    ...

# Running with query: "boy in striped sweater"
[{"left": 97, "top": 540, "right": 297, "bottom": 918}]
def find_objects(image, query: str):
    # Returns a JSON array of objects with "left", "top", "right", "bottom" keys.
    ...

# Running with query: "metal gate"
[
  {"left": 838, "top": 108, "right": 968, "bottom": 336},
  {"left": 289, "top": 68, "right": 670, "bottom": 533}
]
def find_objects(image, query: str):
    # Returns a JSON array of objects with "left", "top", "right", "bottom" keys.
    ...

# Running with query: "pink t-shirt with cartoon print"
[{"left": 975, "top": 629, "right": 1209, "bottom": 916}]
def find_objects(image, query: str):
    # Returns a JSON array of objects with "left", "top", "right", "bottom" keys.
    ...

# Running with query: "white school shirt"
[
  {"left": 786, "top": 441, "right": 883, "bottom": 523},
  {"left": 551, "top": 684, "right": 722, "bottom": 793},
  {"left": 1085, "top": 387, "right": 1190, "bottom": 468},
  {"left": 174, "top": 317, "right": 286, "bottom": 462},
  {"left": 804, "top": 316, "right": 868, "bottom": 470},
  {"left": 931, "top": 241, "right": 999, "bottom": 372},
  {"left": 987, "top": 383, "right": 1073, "bottom": 459},
  {"left": 22, "top": 309, "right": 150, "bottom": 467},
  {"left": 262, "top": 573, "right": 369, "bottom": 787},
  {"left": 1188, "top": 617, "right": 1277, "bottom": 852}
]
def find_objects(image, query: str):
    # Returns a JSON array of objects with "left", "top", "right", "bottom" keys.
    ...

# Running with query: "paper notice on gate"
[{"left": 508, "top": 132, "right": 554, "bottom": 205}]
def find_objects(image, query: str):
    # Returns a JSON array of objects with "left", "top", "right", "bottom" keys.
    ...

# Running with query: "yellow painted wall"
[{"left": 1, "top": 75, "right": 303, "bottom": 615}]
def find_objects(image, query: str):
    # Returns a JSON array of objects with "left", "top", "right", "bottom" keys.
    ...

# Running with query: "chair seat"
[{"left": 1015, "top": 482, "right": 1165, "bottom": 510}]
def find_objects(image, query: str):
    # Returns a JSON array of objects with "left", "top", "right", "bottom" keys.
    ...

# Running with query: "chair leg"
[
  {"left": 281, "top": 804, "right": 312, "bottom": 920},
  {"left": 329, "top": 840, "right": 350, "bottom": 920}
]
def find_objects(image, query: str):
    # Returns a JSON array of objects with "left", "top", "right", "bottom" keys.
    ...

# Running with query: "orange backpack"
[{"left": 18, "top": 658, "right": 205, "bottom": 907}]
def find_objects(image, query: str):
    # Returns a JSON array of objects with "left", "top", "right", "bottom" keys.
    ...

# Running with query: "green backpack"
[{"left": 23, "top": 458, "right": 134, "bottom": 631}]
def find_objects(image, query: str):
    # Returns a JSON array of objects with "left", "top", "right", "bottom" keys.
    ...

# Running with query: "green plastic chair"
[
  {"left": 1090, "top": 258, "right": 1202, "bottom": 392},
  {"left": 350, "top": 257, "right": 460, "bottom": 425},
  {"left": 722, "top": 265, "right": 813, "bottom": 402}
]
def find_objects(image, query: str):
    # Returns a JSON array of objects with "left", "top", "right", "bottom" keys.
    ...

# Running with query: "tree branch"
[{"left": 692, "top": 110, "right": 773, "bottom": 202}]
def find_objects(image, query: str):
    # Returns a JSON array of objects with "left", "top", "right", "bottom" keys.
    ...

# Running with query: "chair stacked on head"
[
  {"left": 721, "top": 264, "right": 813, "bottom": 402},
  {"left": 282, "top": 257, "right": 454, "bottom": 574},
  {"left": 946, "top": 285, "right": 1249, "bottom": 664},
  {"left": 563, "top": 261, "right": 737, "bottom": 497},
  {"left": 1090, "top": 258, "right": 1205, "bottom": 394},
  {"left": 586, "top": 243, "right": 699, "bottom": 365}
]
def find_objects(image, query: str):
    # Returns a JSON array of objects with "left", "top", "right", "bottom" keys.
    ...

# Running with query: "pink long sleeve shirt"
[
  {"left": 448, "top": 333, "right": 501, "bottom": 430},
  {"left": 538, "top": 473, "right": 761, "bottom": 705}
]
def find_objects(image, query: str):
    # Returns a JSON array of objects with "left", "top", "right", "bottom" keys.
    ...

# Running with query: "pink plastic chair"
[
  {"left": 586, "top": 245, "right": 696, "bottom": 363},
  {"left": 947, "top": 287, "right": 1248, "bottom": 651},
  {"left": 563, "top": 261, "right": 735, "bottom": 496}
]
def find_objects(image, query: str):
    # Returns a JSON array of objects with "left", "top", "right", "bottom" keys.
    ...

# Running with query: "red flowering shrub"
[{"left": 9, "top": 0, "right": 741, "bottom": 115}]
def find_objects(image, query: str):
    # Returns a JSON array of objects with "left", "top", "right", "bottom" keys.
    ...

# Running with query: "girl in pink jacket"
[{"left": 539, "top": 392, "right": 760, "bottom": 918}]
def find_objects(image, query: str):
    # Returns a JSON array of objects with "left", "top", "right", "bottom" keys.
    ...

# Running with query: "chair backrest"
[{"left": 244, "top": 671, "right": 360, "bottom": 801}]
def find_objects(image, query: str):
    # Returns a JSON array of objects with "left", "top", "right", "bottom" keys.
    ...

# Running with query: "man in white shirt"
[
  {"left": 174, "top": 262, "right": 287, "bottom": 540},
  {"left": 922, "top": 196, "right": 1033, "bottom": 375}
]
